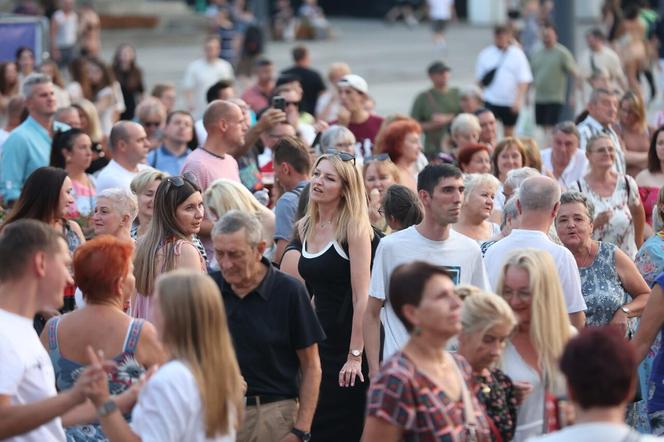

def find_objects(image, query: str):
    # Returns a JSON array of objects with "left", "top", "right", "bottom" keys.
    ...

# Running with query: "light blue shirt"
[
  {"left": 1, "top": 117, "right": 69, "bottom": 202},
  {"left": 146, "top": 144, "right": 192, "bottom": 177}
]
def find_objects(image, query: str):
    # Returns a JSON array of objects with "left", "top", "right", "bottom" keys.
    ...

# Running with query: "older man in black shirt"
[{"left": 211, "top": 210, "right": 325, "bottom": 442}]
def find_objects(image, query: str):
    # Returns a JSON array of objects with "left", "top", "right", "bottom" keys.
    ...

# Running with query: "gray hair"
[
  {"left": 504, "top": 167, "right": 541, "bottom": 193},
  {"left": 553, "top": 121, "right": 580, "bottom": 140},
  {"left": 518, "top": 176, "right": 561, "bottom": 211},
  {"left": 451, "top": 113, "right": 481, "bottom": 136},
  {"left": 501, "top": 194, "right": 519, "bottom": 230},
  {"left": 212, "top": 210, "right": 263, "bottom": 248},
  {"left": 320, "top": 125, "right": 356, "bottom": 153},
  {"left": 96, "top": 188, "right": 138, "bottom": 222},
  {"left": 589, "top": 88, "right": 615, "bottom": 105},
  {"left": 22, "top": 73, "right": 52, "bottom": 98},
  {"left": 585, "top": 133, "right": 613, "bottom": 153},
  {"left": 463, "top": 173, "right": 500, "bottom": 198},
  {"left": 559, "top": 190, "right": 595, "bottom": 221}
]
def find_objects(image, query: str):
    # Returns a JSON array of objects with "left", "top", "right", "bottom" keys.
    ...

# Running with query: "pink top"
[
  {"left": 130, "top": 239, "right": 206, "bottom": 322},
  {"left": 180, "top": 147, "right": 240, "bottom": 191},
  {"left": 640, "top": 186, "right": 659, "bottom": 226}
]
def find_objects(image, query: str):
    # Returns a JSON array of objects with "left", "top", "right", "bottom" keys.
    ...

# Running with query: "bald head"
[
  {"left": 203, "top": 100, "right": 241, "bottom": 131},
  {"left": 518, "top": 176, "right": 561, "bottom": 212},
  {"left": 109, "top": 121, "right": 142, "bottom": 152}
]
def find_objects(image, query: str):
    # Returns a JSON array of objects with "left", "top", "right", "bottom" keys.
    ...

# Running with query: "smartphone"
[{"left": 272, "top": 95, "right": 286, "bottom": 111}]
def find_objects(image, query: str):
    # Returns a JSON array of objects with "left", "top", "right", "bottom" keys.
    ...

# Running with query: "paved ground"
[{"left": 100, "top": 17, "right": 596, "bottom": 141}]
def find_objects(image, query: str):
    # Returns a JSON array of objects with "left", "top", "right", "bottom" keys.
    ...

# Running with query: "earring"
[
  {"left": 413, "top": 326, "right": 422, "bottom": 336},
  {"left": 66, "top": 157, "right": 72, "bottom": 163}
]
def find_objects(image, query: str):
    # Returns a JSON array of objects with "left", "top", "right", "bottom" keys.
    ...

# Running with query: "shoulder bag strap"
[{"left": 452, "top": 356, "right": 479, "bottom": 440}]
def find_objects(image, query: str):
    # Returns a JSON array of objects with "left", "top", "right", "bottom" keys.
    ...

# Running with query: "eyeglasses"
[
  {"left": 325, "top": 149, "right": 356, "bottom": 165},
  {"left": 500, "top": 290, "right": 531, "bottom": 302},
  {"left": 142, "top": 121, "right": 162, "bottom": 128},
  {"left": 164, "top": 171, "right": 199, "bottom": 192},
  {"left": 364, "top": 153, "right": 390, "bottom": 162}
]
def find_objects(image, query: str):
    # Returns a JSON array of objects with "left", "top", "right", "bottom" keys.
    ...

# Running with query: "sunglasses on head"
[
  {"left": 164, "top": 171, "right": 199, "bottom": 191},
  {"left": 326, "top": 149, "right": 356, "bottom": 165},
  {"left": 364, "top": 153, "right": 390, "bottom": 162}
]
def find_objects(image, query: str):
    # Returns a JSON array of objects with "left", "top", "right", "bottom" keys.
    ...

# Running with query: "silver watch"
[
  {"left": 349, "top": 349, "right": 362, "bottom": 358},
  {"left": 97, "top": 399, "right": 118, "bottom": 417}
]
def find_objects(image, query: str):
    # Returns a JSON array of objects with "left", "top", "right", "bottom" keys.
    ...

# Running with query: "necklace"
[
  {"left": 577, "top": 241, "right": 598, "bottom": 268},
  {"left": 319, "top": 220, "right": 333, "bottom": 229},
  {"left": 201, "top": 147, "right": 225, "bottom": 159}
]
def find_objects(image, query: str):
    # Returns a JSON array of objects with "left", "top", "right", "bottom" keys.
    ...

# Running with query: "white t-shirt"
[
  {"left": 483, "top": 229, "right": 587, "bottom": 313},
  {"left": 540, "top": 147, "right": 588, "bottom": 191},
  {"left": 427, "top": 0, "right": 454, "bottom": 20},
  {"left": 182, "top": 58, "right": 235, "bottom": 119},
  {"left": 370, "top": 226, "right": 490, "bottom": 360},
  {"left": 52, "top": 10, "right": 78, "bottom": 47},
  {"left": 475, "top": 44, "right": 533, "bottom": 107},
  {"left": 95, "top": 160, "right": 151, "bottom": 194},
  {"left": 0, "top": 309, "right": 66, "bottom": 442},
  {"left": 526, "top": 422, "right": 661, "bottom": 442},
  {"left": 131, "top": 360, "right": 235, "bottom": 442}
]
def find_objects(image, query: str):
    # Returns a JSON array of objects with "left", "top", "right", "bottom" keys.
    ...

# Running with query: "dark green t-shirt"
[{"left": 410, "top": 87, "right": 461, "bottom": 156}]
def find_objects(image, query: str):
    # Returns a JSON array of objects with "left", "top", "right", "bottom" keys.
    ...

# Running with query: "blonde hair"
[
  {"left": 74, "top": 99, "right": 103, "bottom": 143},
  {"left": 457, "top": 285, "right": 517, "bottom": 337},
  {"left": 130, "top": 169, "right": 169, "bottom": 196},
  {"left": 496, "top": 249, "right": 572, "bottom": 391},
  {"left": 203, "top": 179, "right": 274, "bottom": 243},
  {"left": 156, "top": 270, "right": 243, "bottom": 437},
  {"left": 463, "top": 173, "right": 500, "bottom": 199},
  {"left": 362, "top": 158, "right": 401, "bottom": 185},
  {"left": 299, "top": 154, "right": 373, "bottom": 244}
]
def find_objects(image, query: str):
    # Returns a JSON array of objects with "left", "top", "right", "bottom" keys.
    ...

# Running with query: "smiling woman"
[{"left": 132, "top": 174, "right": 207, "bottom": 322}]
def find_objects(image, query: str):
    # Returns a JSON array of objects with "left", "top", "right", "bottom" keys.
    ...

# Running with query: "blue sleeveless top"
[{"left": 46, "top": 317, "right": 146, "bottom": 442}]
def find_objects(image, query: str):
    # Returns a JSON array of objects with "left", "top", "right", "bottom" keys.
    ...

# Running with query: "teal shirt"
[{"left": 1, "top": 117, "right": 69, "bottom": 202}]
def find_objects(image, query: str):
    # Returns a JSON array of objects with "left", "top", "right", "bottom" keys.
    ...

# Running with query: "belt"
[{"left": 245, "top": 395, "right": 295, "bottom": 406}]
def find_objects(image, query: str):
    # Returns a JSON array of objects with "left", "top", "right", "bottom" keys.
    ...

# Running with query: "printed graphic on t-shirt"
[{"left": 436, "top": 265, "right": 461, "bottom": 284}]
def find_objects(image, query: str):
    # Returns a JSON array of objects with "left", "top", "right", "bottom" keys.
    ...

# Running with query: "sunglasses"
[
  {"left": 164, "top": 171, "right": 199, "bottom": 191},
  {"left": 326, "top": 149, "right": 356, "bottom": 165},
  {"left": 365, "top": 153, "right": 390, "bottom": 162}
]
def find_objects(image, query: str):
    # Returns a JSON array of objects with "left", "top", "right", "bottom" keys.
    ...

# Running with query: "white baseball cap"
[{"left": 337, "top": 74, "right": 369, "bottom": 95}]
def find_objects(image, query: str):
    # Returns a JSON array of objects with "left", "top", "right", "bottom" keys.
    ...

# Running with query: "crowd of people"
[{"left": 5, "top": 0, "right": 664, "bottom": 441}]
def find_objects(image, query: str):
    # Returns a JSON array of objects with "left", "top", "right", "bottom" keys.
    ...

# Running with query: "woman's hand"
[
  {"left": 339, "top": 357, "right": 364, "bottom": 387},
  {"left": 368, "top": 189, "right": 383, "bottom": 226},
  {"left": 513, "top": 381, "right": 534, "bottom": 406},
  {"left": 593, "top": 210, "right": 612, "bottom": 231},
  {"left": 610, "top": 308, "right": 629, "bottom": 337},
  {"left": 78, "top": 346, "right": 112, "bottom": 407}
]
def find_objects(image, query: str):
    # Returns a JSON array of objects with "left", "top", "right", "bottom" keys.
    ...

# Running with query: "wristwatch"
[
  {"left": 621, "top": 306, "right": 631, "bottom": 316},
  {"left": 349, "top": 349, "right": 362, "bottom": 358},
  {"left": 97, "top": 399, "right": 118, "bottom": 417},
  {"left": 290, "top": 427, "right": 312, "bottom": 441}
]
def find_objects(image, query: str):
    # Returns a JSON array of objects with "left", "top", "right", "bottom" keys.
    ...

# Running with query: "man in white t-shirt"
[
  {"left": 95, "top": 121, "right": 151, "bottom": 194},
  {"left": 540, "top": 121, "right": 588, "bottom": 190},
  {"left": 484, "top": 176, "right": 586, "bottom": 329},
  {"left": 475, "top": 25, "right": 533, "bottom": 137},
  {"left": 0, "top": 220, "right": 81, "bottom": 441},
  {"left": 182, "top": 36, "right": 235, "bottom": 119},
  {"left": 364, "top": 164, "right": 490, "bottom": 376}
]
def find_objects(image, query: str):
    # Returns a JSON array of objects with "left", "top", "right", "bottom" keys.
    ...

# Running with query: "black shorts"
[
  {"left": 485, "top": 102, "right": 519, "bottom": 127},
  {"left": 432, "top": 19, "right": 448, "bottom": 33},
  {"left": 534, "top": 102, "right": 563, "bottom": 126}
]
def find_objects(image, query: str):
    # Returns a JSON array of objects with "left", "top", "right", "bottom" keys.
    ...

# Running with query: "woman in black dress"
[{"left": 294, "top": 151, "right": 377, "bottom": 441}]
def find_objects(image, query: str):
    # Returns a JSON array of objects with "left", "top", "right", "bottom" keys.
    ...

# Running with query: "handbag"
[{"left": 481, "top": 49, "right": 507, "bottom": 88}]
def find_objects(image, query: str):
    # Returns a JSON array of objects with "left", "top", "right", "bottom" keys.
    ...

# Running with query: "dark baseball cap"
[{"left": 427, "top": 61, "right": 451, "bottom": 75}]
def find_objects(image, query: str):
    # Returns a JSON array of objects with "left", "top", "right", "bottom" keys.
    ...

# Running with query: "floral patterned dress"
[
  {"left": 46, "top": 317, "right": 146, "bottom": 441},
  {"left": 474, "top": 369, "right": 518, "bottom": 442},
  {"left": 574, "top": 175, "right": 641, "bottom": 259},
  {"left": 367, "top": 351, "right": 492, "bottom": 442}
]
